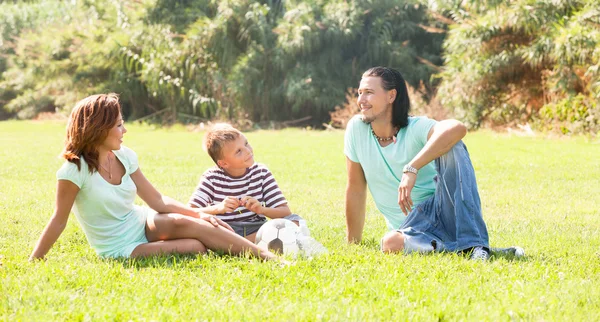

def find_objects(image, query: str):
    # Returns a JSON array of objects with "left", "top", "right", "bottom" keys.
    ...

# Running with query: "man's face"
[{"left": 357, "top": 76, "right": 394, "bottom": 124}]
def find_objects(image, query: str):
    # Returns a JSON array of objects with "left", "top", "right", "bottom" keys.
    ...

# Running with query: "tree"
[
  {"left": 433, "top": 0, "right": 599, "bottom": 133},
  {"left": 1, "top": 0, "right": 445, "bottom": 125}
]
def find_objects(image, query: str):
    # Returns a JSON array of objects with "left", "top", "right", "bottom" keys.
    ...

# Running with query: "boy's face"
[{"left": 217, "top": 134, "right": 254, "bottom": 171}]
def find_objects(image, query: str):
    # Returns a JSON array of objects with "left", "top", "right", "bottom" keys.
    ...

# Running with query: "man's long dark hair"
[{"left": 362, "top": 67, "right": 411, "bottom": 129}]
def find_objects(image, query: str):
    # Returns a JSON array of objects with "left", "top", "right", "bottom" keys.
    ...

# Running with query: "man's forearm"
[{"left": 410, "top": 120, "right": 467, "bottom": 169}]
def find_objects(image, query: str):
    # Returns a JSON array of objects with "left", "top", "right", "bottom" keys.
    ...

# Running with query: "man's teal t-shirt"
[{"left": 344, "top": 115, "right": 437, "bottom": 230}]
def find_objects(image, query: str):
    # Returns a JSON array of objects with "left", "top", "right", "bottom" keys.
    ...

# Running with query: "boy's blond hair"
[{"left": 204, "top": 123, "right": 242, "bottom": 164}]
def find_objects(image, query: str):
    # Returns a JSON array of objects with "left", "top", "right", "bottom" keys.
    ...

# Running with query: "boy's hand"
[
  {"left": 219, "top": 196, "right": 242, "bottom": 214},
  {"left": 240, "top": 196, "right": 264, "bottom": 214}
]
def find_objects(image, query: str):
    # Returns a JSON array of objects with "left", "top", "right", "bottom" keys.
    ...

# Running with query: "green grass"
[{"left": 1, "top": 121, "right": 599, "bottom": 321}]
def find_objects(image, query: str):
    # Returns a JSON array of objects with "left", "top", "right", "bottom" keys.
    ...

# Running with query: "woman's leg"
[
  {"left": 130, "top": 239, "right": 207, "bottom": 258},
  {"left": 245, "top": 232, "right": 257, "bottom": 243},
  {"left": 145, "top": 213, "right": 277, "bottom": 260}
]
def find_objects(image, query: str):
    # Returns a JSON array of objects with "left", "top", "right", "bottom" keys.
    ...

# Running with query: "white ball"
[{"left": 255, "top": 219, "right": 299, "bottom": 256}]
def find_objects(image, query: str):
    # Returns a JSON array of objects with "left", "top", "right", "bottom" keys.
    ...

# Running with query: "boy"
[{"left": 189, "top": 123, "right": 302, "bottom": 242}]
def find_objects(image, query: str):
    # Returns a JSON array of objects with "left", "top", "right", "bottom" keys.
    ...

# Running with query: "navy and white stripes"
[{"left": 189, "top": 163, "right": 287, "bottom": 222}]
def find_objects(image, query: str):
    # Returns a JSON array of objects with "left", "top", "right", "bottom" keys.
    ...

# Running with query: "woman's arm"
[
  {"left": 130, "top": 168, "right": 233, "bottom": 231},
  {"left": 191, "top": 196, "right": 241, "bottom": 215},
  {"left": 30, "top": 180, "right": 79, "bottom": 260},
  {"left": 131, "top": 168, "right": 202, "bottom": 217}
]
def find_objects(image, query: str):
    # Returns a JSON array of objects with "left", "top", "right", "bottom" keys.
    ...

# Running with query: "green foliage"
[
  {"left": 0, "top": 0, "right": 77, "bottom": 117},
  {"left": 144, "top": 0, "right": 212, "bottom": 34},
  {"left": 435, "top": 0, "right": 600, "bottom": 133},
  {"left": 4, "top": 90, "right": 54, "bottom": 119},
  {"left": 0, "top": 0, "right": 444, "bottom": 124},
  {"left": 0, "top": 0, "right": 165, "bottom": 120},
  {"left": 537, "top": 93, "right": 599, "bottom": 135},
  {"left": 200, "top": 0, "right": 445, "bottom": 122}
]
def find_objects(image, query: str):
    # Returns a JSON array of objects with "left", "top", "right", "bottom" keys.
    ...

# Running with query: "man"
[{"left": 344, "top": 66, "right": 522, "bottom": 260}]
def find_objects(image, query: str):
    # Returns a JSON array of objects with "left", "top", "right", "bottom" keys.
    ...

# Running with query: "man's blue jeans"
[{"left": 398, "top": 141, "right": 490, "bottom": 253}]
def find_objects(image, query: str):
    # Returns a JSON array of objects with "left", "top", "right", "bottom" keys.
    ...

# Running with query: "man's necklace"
[
  {"left": 371, "top": 125, "right": 399, "bottom": 143},
  {"left": 99, "top": 153, "right": 112, "bottom": 179}
]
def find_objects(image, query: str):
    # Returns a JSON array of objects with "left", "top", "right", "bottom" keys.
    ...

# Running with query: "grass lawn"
[{"left": 1, "top": 120, "right": 599, "bottom": 321}]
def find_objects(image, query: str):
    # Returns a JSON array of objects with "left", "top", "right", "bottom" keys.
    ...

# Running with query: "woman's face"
[{"left": 100, "top": 115, "right": 127, "bottom": 151}]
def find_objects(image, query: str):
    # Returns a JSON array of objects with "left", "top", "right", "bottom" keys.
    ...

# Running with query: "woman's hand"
[{"left": 196, "top": 210, "right": 234, "bottom": 232}]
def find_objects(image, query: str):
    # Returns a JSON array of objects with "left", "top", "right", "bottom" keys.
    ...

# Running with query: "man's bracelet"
[{"left": 402, "top": 164, "right": 418, "bottom": 175}]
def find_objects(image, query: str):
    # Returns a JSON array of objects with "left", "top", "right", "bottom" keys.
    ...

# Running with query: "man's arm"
[
  {"left": 398, "top": 119, "right": 467, "bottom": 215},
  {"left": 409, "top": 119, "right": 467, "bottom": 170},
  {"left": 345, "top": 157, "right": 368, "bottom": 244}
]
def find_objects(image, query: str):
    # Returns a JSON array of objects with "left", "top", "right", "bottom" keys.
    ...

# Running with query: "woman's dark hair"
[{"left": 362, "top": 67, "right": 411, "bottom": 129}]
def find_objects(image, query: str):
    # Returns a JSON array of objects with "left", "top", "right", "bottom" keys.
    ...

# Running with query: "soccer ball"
[{"left": 255, "top": 219, "right": 299, "bottom": 256}]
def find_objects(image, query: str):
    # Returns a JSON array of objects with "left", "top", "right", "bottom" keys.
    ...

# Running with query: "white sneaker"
[
  {"left": 470, "top": 246, "right": 490, "bottom": 261},
  {"left": 492, "top": 246, "right": 525, "bottom": 257}
]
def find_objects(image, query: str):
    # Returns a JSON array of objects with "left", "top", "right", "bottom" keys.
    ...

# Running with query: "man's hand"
[
  {"left": 218, "top": 196, "right": 241, "bottom": 214},
  {"left": 240, "top": 196, "right": 264, "bottom": 214},
  {"left": 197, "top": 211, "right": 234, "bottom": 232},
  {"left": 398, "top": 172, "right": 417, "bottom": 216}
]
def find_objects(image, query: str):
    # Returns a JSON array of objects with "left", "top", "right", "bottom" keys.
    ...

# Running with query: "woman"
[{"left": 30, "top": 94, "right": 277, "bottom": 260}]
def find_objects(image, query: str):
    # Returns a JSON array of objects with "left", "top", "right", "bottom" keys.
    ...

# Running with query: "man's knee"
[
  {"left": 381, "top": 231, "right": 405, "bottom": 253},
  {"left": 441, "top": 141, "right": 467, "bottom": 164}
]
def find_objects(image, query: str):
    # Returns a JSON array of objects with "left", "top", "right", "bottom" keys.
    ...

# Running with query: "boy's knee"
[{"left": 381, "top": 231, "right": 405, "bottom": 253}]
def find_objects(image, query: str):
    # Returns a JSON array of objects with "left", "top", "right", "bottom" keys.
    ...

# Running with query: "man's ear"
[{"left": 388, "top": 89, "right": 397, "bottom": 104}]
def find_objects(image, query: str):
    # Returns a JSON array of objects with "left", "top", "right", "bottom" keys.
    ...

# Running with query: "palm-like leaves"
[{"left": 1, "top": 0, "right": 443, "bottom": 125}]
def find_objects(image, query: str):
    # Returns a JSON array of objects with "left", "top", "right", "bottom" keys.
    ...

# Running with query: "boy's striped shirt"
[{"left": 188, "top": 163, "right": 287, "bottom": 222}]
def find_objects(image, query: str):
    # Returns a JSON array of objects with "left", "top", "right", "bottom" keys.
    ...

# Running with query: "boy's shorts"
[{"left": 227, "top": 214, "right": 303, "bottom": 237}]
